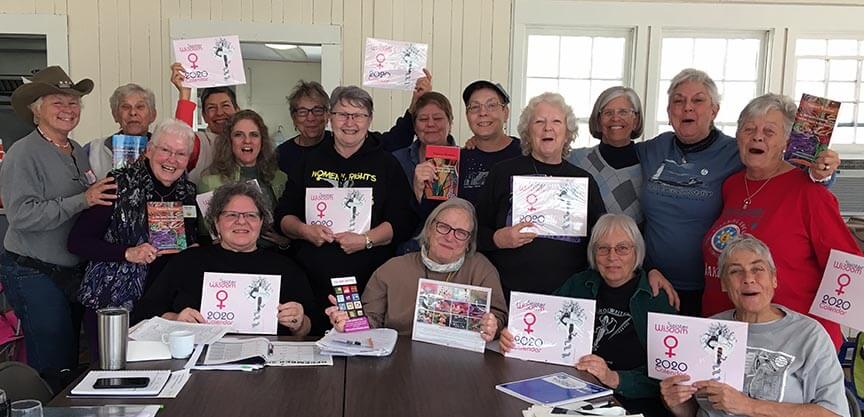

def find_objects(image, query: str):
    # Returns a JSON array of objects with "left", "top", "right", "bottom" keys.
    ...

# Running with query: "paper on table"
[
  {"left": 158, "top": 369, "right": 191, "bottom": 398},
  {"left": 126, "top": 341, "right": 171, "bottom": 362},
  {"left": 203, "top": 337, "right": 270, "bottom": 365},
  {"left": 42, "top": 405, "right": 162, "bottom": 417},
  {"left": 316, "top": 328, "right": 398, "bottom": 356},
  {"left": 70, "top": 370, "right": 171, "bottom": 396},
  {"left": 129, "top": 316, "right": 230, "bottom": 345},
  {"left": 268, "top": 341, "right": 333, "bottom": 366}
]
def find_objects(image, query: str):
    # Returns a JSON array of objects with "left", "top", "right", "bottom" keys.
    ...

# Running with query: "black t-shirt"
[
  {"left": 594, "top": 277, "right": 643, "bottom": 370},
  {"left": 458, "top": 137, "right": 522, "bottom": 208},
  {"left": 476, "top": 155, "right": 606, "bottom": 297}
]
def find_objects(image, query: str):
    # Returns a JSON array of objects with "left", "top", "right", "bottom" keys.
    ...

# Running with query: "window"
[
  {"left": 656, "top": 34, "right": 766, "bottom": 138},
  {"left": 524, "top": 31, "right": 632, "bottom": 148},
  {"left": 793, "top": 38, "right": 864, "bottom": 145}
]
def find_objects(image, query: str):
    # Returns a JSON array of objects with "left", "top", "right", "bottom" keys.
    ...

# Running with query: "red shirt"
[{"left": 702, "top": 168, "right": 861, "bottom": 349}]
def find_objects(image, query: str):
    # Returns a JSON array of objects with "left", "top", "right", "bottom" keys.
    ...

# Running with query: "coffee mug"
[
  {"left": 161, "top": 330, "right": 195, "bottom": 359},
  {"left": 10, "top": 399, "right": 41, "bottom": 417}
]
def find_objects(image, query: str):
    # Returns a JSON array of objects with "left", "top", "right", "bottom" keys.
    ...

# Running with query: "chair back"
[{"left": 0, "top": 361, "right": 53, "bottom": 403}]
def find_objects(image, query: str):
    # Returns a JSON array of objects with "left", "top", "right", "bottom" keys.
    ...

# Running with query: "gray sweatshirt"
[{"left": 0, "top": 129, "right": 92, "bottom": 267}]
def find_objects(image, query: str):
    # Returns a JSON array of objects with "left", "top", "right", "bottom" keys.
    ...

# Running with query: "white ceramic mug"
[{"left": 161, "top": 330, "right": 195, "bottom": 359}]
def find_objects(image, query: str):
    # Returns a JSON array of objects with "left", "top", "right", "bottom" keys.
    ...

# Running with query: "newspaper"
[{"left": 129, "top": 316, "right": 230, "bottom": 345}]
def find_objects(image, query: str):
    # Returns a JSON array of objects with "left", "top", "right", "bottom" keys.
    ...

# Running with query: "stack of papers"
[
  {"left": 129, "top": 316, "right": 231, "bottom": 345},
  {"left": 70, "top": 370, "right": 171, "bottom": 396},
  {"left": 316, "top": 328, "right": 398, "bottom": 356},
  {"left": 196, "top": 337, "right": 332, "bottom": 369},
  {"left": 126, "top": 341, "right": 171, "bottom": 362},
  {"left": 522, "top": 405, "right": 641, "bottom": 416}
]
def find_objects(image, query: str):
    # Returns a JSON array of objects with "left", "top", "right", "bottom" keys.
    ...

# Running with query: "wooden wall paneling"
[
  {"left": 398, "top": 0, "right": 422, "bottom": 120},
  {"left": 98, "top": 0, "right": 120, "bottom": 136},
  {"left": 222, "top": 0, "right": 241, "bottom": 21},
  {"left": 190, "top": 0, "right": 210, "bottom": 20},
  {"left": 431, "top": 0, "right": 452, "bottom": 127},
  {"left": 490, "top": 0, "right": 510, "bottom": 90},
  {"left": 178, "top": 0, "right": 192, "bottom": 19},
  {"left": 331, "top": 0, "right": 343, "bottom": 24},
  {"left": 53, "top": 0, "right": 67, "bottom": 14},
  {"left": 300, "top": 0, "right": 313, "bottom": 23},
  {"left": 240, "top": 0, "right": 255, "bottom": 22},
  {"left": 312, "top": 0, "right": 330, "bottom": 24},
  {"left": 0, "top": 0, "right": 35, "bottom": 13},
  {"left": 283, "top": 0, "right": 301, "bottom": 24},
  {"left": 370, "top": 0, "right": 393, "bottom": 131},
  {"left": 250, "top": 0, "right": 270, "bottom": 22},
  {"left": 34, "top": 0, "right": 53, "bottom": 14},
  {"left": 160, "top": 0, "right": 181, "bottom": 128},
  {"left": 341, "top": 0, "right": 360, "bottom": 86},
  {"left": 209, "top": 0, "right": 222, "bottom": 20},
  {"left": 67, "top": 0, "right": 102, "bottom": 140},
  {"left": 478, "top": 0, "right": 494, "bottom": 78}
]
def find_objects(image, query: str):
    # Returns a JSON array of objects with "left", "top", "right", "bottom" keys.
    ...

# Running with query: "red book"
[{"left": 423, "top": 145, "right": 460, "bottom": 201}]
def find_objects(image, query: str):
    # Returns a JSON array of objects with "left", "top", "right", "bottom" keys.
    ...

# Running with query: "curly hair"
[
  {"left": 206, "top": 109, "right": 278, "bottom": 184},
  {"left": 205, "top": 182, "right": 274, "bottom": 235},
  {"left": 517, "top": 92, "right": 578, "bottom": 158}
]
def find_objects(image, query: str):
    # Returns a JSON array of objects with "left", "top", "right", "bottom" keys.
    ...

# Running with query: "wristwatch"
[{"left": 364, "top": 234, "right": 373, "bottom": 250}]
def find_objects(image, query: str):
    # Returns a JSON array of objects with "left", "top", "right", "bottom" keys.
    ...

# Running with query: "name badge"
[{"left": 183, "top": 205, "right": 197, "bottom": 218}]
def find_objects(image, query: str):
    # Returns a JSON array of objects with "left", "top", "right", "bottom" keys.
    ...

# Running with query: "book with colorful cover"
[
  {"left": 495, "top": 372, "right": 612, "bottom": 406},
  {"left": 112, "top": 134, "right": 147, "bottom": 170},
  {"left": 423, "top": 145, "right": 460, "bottom": 201},
  {"left": 147, "top": 201, "right": 187, "bottom": 253},
  {"left": 785, "top": 93, "right": 841, "bottom": 164}
]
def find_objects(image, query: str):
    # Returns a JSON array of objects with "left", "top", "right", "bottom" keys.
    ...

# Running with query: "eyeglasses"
[
  {"left": 293, "top": 106, "right": 327, "bottom": 118},
  {"left": 433, "top": 220, "right": 471, "bottom": 241},
  {"left": 595, "top": 244, "right": 635, "bottom": 256},
  {"left": 331, "top": 111, "right": 370, "bottom": 122},
  {"left": 154, "top": 145, "right": 190, "bottom": 160},
  {"left": 219, "top": 211, "right": 262, "bottom": 223},
  {"left": 600, "top": 109, "right": 636, "bottom": 119},
  {"left": 466, "top": 102, "right": 505, "bottom": 114}
]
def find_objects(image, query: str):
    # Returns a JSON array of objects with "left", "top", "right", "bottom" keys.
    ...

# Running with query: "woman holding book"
[
  {"left": 69, "top": 119, "right": 199, "bottom": 358},
  {"left": 700, "top": 93, "right": 861, "bottom": 349},
  {"left": 324, "top": 197, "right": 507, "bottom": 338},
  {"left": 661, "top": 235, "right": 848, "bottom": 417},
  {"left": 475, "top": 92, "right": 607, "bottom": 297},
  {"left": 391, "top": 91, "right": 458, "bottom": 254},
  {"left": 133, "top": 182, "right": 323, "bottom": 336},
  {"left": 198, "top": 110, "right": 288, "bottom": 248},
  {"left": 499, "top": 214, "right": 675, "bottom": 417}
]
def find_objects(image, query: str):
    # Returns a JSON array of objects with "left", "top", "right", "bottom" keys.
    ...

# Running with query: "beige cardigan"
[{"left": 361, "top": 252, "right": 509, "bottom": 335}]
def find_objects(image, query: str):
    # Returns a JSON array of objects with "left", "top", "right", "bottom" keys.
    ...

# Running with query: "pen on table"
[
  {"left": 581, "top": 399, "right": 613, "bottom": 410},
  {"left": 333, "top": 339, "right": 363, "bottom": 346}
]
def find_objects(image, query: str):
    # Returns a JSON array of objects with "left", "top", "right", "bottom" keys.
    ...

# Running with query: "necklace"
[
  {"left": 37, "top": 127, "right": 71, "bottom": 150},
  {"left": 742, "top": 168, "right": 781, "bottom": 209},
  {"left": 532, "top": 157, "right": 565, "bottom": 177},
  {"left": 423, "top": 267, "right": 455, "bottom": 282}
]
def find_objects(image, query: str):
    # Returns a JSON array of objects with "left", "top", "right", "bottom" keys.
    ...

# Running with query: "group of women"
[{"left": 0, "top": 63, "right": 860, "bottom": 417}]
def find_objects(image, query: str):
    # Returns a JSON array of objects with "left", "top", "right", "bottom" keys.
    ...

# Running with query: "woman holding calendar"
[
  {"left": 699, "top": 93, "right": 861, "bottom": 349},
  {"left": 661, "top": 235, "right": 848, "bottom": 417}
]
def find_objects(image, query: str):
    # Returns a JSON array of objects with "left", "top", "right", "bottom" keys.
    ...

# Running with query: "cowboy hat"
[{"left": 11, "top": 66, "right": 94, "bottom": 122}]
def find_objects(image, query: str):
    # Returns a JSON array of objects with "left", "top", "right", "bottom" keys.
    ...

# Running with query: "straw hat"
[{"left": 11, "top": 66, "right": 93, "bottom": 122}]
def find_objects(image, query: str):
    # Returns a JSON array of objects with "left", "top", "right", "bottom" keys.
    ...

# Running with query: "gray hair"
[
  {"left": 588, "top": 86, "right": 644, "bottom": 140},
  {"left": 417, "top": 197, "right": 478, "bottom": 255},
  {"left": 29, "top": 95, "right": 82, "bottom": 125},
  {"left": 517, "top": 92, "right": 578, "bottom": 158},
  {"left": 667, "top": 68, "right": 721, "bottom": 106},
  {"left": 329, "top": 85, "right": 373, "bottom": 115},
  {"left": 149, "top": 118, "right": 195, "bottom": 153},
  {"left": 587, "top": 213, "right": 646, "bottom": 274},
  {"left": 205, "top": 182, "right": 274, "bottom": 235},
  {"left": 109, "top": 83, "right": 156, "bottom": 117},
  {"left": 288, "top": 80, "right": 330, "bottom": 112},
  {"left": 718, "top": 234, "right": 777, "bottom": 280},
  {"left": 737, "top": 93, "right": 797, "bottom": 139}
]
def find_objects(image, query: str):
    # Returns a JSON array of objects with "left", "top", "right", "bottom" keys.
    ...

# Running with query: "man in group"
[
  {"left": 458, "top": 80, "right": 522, "bottom": 207},
  {"left": 85, "top": 83, "right": 158, "bottom": 178},
  {"left": 170, "top": 62, "right": 239, "bottom": 183}
]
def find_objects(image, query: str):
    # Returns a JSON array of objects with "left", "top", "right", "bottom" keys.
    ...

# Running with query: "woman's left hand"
[
  {"left": 277, "top": 302, "right": 305, "bottom": 331},
  {"left": 479, "top": 312, "right": 498, "bottom": 342},
  {"left": 794, "top": 148, "right": 840, "bottom": 181},
  {"left": 692, "top": 380, "right": 753, "bottom": 415},
  {"left": 333, "top": 232, "right": 367, "bottom": 254},
  {"left": 575, "top": 354, "right": 619, "bottom": 389},
  {"left": 648, "top": 269, "right": 680, "bottom": 311}
]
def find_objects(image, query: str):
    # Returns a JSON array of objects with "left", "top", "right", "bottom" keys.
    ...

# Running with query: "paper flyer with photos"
[
  {"left": 172, "top": 35, "right": 246, "bottom": 88},
  {"left": 412, "top": 278, "right": 491, "bottom": 353},
  {"left": 810, "top": 249, "right": 864, "bottom": 331},
  {"left": 200, "top": 272, "right": 282, "bottom": 335},
  {"left": 305, "top": 188, "right": 373, "bottom": 234},
  {"left": 505, "top": 292, "right": 596, "bottom": 366},
  {"left": 331, "top": 276, "right": 370, "bottom": 332},
  {"left": 647, "top": 312, "right": 748, "bottom": 390},
  {"left": 511, "top": 176, "right": 588, "bottom": 237},
  {"left": 362, "top": 38, "right": 428, "bottom": 91}
]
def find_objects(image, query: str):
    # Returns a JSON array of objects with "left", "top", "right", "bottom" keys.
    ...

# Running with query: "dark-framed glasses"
[
  {"left": 219, "top": 211, "right": 262, "bottom": 223},
  {"left": 466, "top": 101, "right": 505, "bottom": 114},
  {"left": 330, "top": 111, "right": 370, "bottom": 122},
  {"left": 433, "top": 220, "right": 471, "bottom": 241},
  {"left": 293, "top": 106, "right": 327, "bottom": 118}
]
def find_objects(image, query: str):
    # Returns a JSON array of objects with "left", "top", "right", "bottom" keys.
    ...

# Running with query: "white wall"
[{"left": 235, "top": 59, "right": 321, "bottom": 144}]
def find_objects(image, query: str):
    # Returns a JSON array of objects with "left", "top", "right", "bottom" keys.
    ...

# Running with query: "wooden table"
[
  {"left": 50, "top": 337, "right": 613, "bottom": 417},
  {"left": 344, "top": 337, "right": 610, "bottom": 417},
  {"left": 50, "top": 356, "right": 347, "bottom": 417}
]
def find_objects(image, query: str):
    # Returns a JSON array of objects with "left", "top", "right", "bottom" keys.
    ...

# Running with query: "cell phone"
[{"left": 93, "top": 377, "right": 150, "bottom": 389}]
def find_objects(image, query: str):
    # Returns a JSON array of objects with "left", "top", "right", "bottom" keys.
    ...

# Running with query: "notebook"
[
  {"left": 495, "top": 372, "right": 612, "bottom": 406},
  {"left": 70, "top": 370, "right": 171, "bottom": 396}
]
